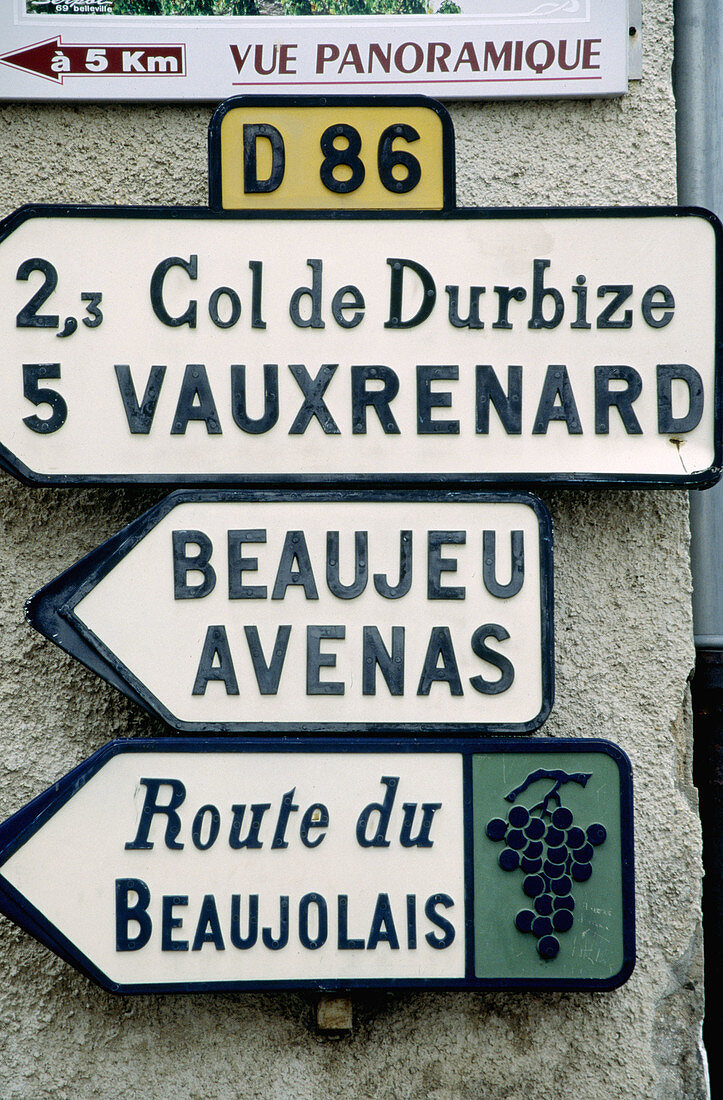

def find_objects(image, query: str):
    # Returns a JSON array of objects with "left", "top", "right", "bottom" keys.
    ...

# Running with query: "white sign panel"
[
  {"left": 2, "top": 749, "right": 467, "bottom": 987},
  {"left": 27, "top": 491, "right": 554, "bottom": 733},
  {"left": 0, "top": 1, "right": 638, "bottom": 101},
  {"left": 0, "top": 206, "right": 719, "bottom": 487}
]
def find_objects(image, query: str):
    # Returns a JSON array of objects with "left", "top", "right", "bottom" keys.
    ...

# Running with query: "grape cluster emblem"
[{"left": 486, "top": 768, "right": 607, "bottom": 960}]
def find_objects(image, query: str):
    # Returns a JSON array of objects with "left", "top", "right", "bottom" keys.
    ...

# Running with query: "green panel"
[{"left": 472, "top": 751, "right": 625, "bottom": 981}]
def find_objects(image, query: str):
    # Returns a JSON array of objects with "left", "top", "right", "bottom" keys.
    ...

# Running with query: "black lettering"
[
  {"left": 272, "top": 531, "right": 318, "bottom": 599},
  {"left": 191, "top": 805, "right": 220, "bottom": 850},
  {"left": 231, "top": 364, "right": 279, "bottom": 434},
  {"left": 417, "top": 365, "right": 459, "bottom": 434},
  {"left": 271, "top": 788, "right": 299, "bottom": 850},
  {"left": 594, "top": 366, "right": 643, "bottom": 434},
  {"left": 374, "top": 531, "right": 413, "bottom": 599},
  {"left": 244, "top": 625, "right": 291, "bottom": 694},
  {"left": 192, "top": 625, "right": 239, "bottom": 696},
  {"left": 173, "top": 530, "right": 216, "bottom": 599},
  {"left": 288, "top": 363, "right": 340, "bottom": 435},
  {"left": 262, "top": 897, "right": 289, "bottom": 950},
  {"left": 425, "top": 893, "right": 455, "bottom": 948},
  {"left": 446, "top": 284, "right": 485, "bottom": 328},
  {"left": 320, "top": 124, "right": 364, "bottom": 193},
  {"left": 228, "top": 529, "right": 266, "bottom": 599},
  {"left": 597, "top": 285, "right": 633, "bottom": 329},
  {"left": 428, "top": 531, "right": 465, "bottom": 600},
  {"left": 657, "top": 364, "right": 704, "bottom": 433},
  {"left": 307, "top": 625, "right": 345, "bottom": 695},
  {"left": 289, "top": 259, "right": 325, "bottom": 328},
  {"left": 475, "top": 365, "right": 522, "bottom": 434},
  {"left": 299, "top": 893, "right": 328, "bottom": 950},
  {"left": 483, "top": 530, "right": 524, "bottom": 598},
  {"left": 642, "top": 284, "right": 675, "bottom": 328},
  {"left": 230, "top": 894, "right": 259, "bottom": 949},
  {"left": 528, "top": 259, "right": 564, "bottom": 330},
  {"left": 116, "top": 878, "right": 152, "bottom": 951},
  {"left": 208, "top": 286, "right": 240, "bottom": 329},
  {"left": 338, "top": 895, "right": 365, "bottom": 950},
  {"left": 407, "top": 895, "right": 417, "bottom": 949},
  {"left": 351, "top": 365, "right": 400, "bottom": 434},
  {"left": 570, "top": 276, "right": 590, "bottom": 329},
  {"left": 327, "top": 531, "right": 368, "bottom": 598},
  {"left": 162, "top": 895, "right": 188, "bottom": 951},
  {"left": 229, "top": 804, "right": 270, "bottom": 850},
  {"left": 385, "top": 258, "right": 436, "bottom": 328},
  {"left": 417, "top": 627, "right": 463, "bottom": 696},
  {"left": 469, "top": 624, "right": 515, "bottom": 694},
  {"left": 114, "top": 364, "right": 166, "bottom": 434},
  {"left": 150, "top": 255, "right": 197, "bottom": 328},
  {"left": 171, "top": 364, "right": 221, "bottom": 434},
  {"left": 356, "top": 776, "right": 398, "bottom": 848},
  {"left": 493, "top": 285, "right": 526, "bottom": 329},
  {"left": 367, "top": 893, "right": 400, "bottom": 950},
  {"left": 532, "top": 365, "right": 583, "bottom": 434},
  {"left": 192, "top": 895, "right": 225, "bottom": 951},
  {"left": 399, "top": 803, "right": 441, "bottom": 848},
  {"left": 16, "top": 257, "right": 59, "bottom": 328},
  {"left": 249, "top": 261, "right": 266, "bottom": 329},
  {"left": 125, "top": 778, "right": 186, "bottom": 851},
  {"left": 300, "top": 804, "right": 329, "bottom": 848},
  {"left": 331, "top": 285, "right": 365, "bottom": 328},
  {"left": 22, "top": 364, "right": 67, "bottom": 435},
  {"left": 363, "top": 626, "right": 404, "bottom": 696},
  {"left": 243, "top": 123, "right": 285, "bottom": 193}
]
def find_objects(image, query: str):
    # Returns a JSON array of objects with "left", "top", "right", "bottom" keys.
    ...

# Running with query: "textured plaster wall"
[{"left": 0, "top": 2, "right": 709, "bottom": 1098}]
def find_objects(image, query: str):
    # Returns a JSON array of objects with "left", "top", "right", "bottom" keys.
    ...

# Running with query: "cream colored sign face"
[
  {"left": 1, "top": 749, "right": 467, "bottom": 987},
  {"left": 0, "top": 209, "right": 719, "bottom": 486},
  {"left": 31, "top": 494, "right": 553, "bottom": 733}
]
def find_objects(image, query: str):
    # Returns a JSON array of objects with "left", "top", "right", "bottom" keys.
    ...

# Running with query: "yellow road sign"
[{"left": 209, "top": 95, "right": 455, "bottom": 212}]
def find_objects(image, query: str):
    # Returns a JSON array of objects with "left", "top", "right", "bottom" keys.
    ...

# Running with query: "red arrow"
[{"left": 0, "top": 37, "right": 185, "bottom": 84}]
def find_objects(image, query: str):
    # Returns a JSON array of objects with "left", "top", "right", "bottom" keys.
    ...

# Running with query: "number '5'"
[{"left": 22, "top": 364, "right": 68, "bottom": 434}]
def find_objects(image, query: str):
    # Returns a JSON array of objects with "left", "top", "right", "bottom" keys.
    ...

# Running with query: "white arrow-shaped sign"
[
  {"left": 26, "top": 490, "right": 554, "bottom": 734},
  {"left": 0, "top": 738, "right": 635, "bottom": 993}
]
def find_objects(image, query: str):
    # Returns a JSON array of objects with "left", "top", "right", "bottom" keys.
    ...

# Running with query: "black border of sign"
[
  {"left": 25, "top": 488, "right": 554, "bottom": 736},
  {"left": 0, "top": 202, "right": 720, "bottom": 488},
  {"left": 207, "top": 94, "right": 457, "bottom": 212},
  {"left": 0, "top": 736, "right": 635, "bottom": 995}
]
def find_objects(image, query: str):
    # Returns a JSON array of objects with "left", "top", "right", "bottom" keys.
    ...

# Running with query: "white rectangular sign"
[
  {"left": 0, "top": 206, "right": 720, "bottom": 487},
  {"left": 0, "top": 1, "right": 638, "bottom": 101}
]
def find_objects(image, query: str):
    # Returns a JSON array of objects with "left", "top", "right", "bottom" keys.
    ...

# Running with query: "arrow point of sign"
[
  {"left": 25, "top": 529, "right": 154, "bottom": 716},
  {"left": 0, "top": 38, "right": 64, "bottom": 84}
]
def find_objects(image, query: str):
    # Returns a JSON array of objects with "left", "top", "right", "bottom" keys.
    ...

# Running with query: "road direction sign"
[
  {"left": 0, "top": 3, "right": 639, "bottom": 102},
  {"left": 208, "top": 95, "right": 456, "bottom": 212},
  {"left": 26, "top": 490, "right": 554, "bottom": 735},
  {"left": 0, "top": 204, "right": 719, "bottom": 487},
  {"left": 0, "top": 36, "right": 187, "bottom": 86},
  {"left": 0, "top": 737, "right": 635, "bottom": 993}
]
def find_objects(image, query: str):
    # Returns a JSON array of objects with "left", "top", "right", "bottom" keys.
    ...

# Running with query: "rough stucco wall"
[{"left": 0, "top": 2, "right": 709, "bottom": 1097}]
